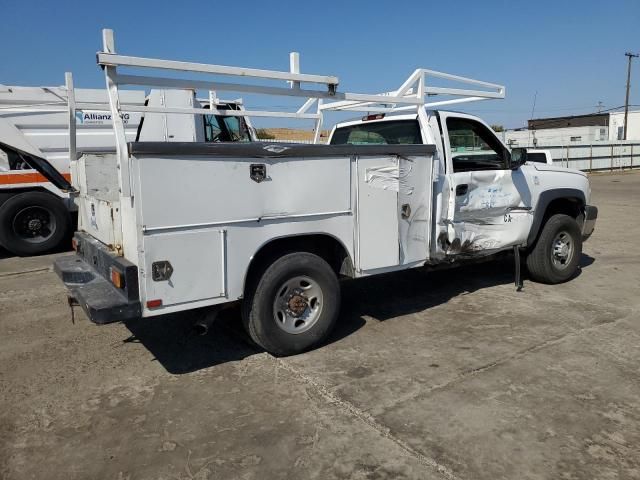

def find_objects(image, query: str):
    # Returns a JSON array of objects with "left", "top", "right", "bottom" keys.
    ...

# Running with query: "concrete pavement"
[{"left": 1, "top": 171, "right": 639, "bottom": 479}]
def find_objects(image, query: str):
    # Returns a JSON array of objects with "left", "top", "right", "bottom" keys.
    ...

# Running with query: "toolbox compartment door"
[
  {"left": 142, "top": 230, "right": 226, "bottom": 308},
  {"left": 356, "top": 156, "right": 400, "bottom": 271}
]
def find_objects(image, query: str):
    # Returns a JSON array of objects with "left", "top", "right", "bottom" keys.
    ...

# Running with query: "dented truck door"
[{"left": 440, "top": 113, "right": 533, "bottom": 254}]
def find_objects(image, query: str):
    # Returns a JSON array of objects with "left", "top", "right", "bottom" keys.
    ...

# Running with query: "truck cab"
[{"left": 328, "top": 110, "right": 596, "bottom": 267}]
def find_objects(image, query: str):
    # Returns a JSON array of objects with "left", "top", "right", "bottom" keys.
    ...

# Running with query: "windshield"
[{"left": 330, "top": 120, "right": 422, "bottom": 145}]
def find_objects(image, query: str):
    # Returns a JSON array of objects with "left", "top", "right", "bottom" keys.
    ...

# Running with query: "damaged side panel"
[
  {"left": 397, "top": 155, "right": 432, "bottom": 264},
  {"left": 357, "top": 152, "right": 434, "bottom": 270},
  {"left": 442, "top": 169, "right": 533, "bottom": 256},
  {"left": 357, "top": 156, "right": 400, "bottom": 270}
]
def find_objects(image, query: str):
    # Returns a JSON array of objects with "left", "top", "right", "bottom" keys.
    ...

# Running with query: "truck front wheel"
[
  {"left": 0, "top": 191, "right": 70, "bottom": 256},
  {"left": 526, "top": 213, "right": 582, "bottom": 284},
  {"left": 242, "top": 252, "right": 341, "bottom": 356}
]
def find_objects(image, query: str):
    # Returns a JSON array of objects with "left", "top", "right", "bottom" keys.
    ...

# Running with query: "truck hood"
[{"left": 532, "top": 162, "right": 587, "bottom": 178}]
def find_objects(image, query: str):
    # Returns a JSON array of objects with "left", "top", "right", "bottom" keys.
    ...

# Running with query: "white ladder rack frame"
[{"left": 97, "top": 28, "right": 505, "bottom": 193}]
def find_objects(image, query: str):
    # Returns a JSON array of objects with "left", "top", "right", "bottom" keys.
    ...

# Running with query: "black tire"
[
  {"left": 242, "top": 252, "right": 340, "bottom": 356},
  {"left": 526, "top": 213, "right": 582, "bottom": 284},
  {"left": 0, "top": 191, "right": 70, "bottom": 256}
]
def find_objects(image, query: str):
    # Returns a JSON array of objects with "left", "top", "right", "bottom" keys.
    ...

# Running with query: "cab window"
[
  {"left": 446, "top": 117, "right": 508, "bottom": 172},
  {"left": 203, "top": 114, "right": 223, "bottom": 142},
  {"left": 330, "top": 120, "right": 422, "bottom": 145},
  {"left": 220, "top": 116, "right": 251, "bottom": 142},
  {"left": 203, "top": 107, "right": 251, "bottom": 142}
]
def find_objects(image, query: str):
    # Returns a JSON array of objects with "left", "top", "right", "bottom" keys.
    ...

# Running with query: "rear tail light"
[{"left": 110, "top": 267, "right": 125, "bottom": 289}]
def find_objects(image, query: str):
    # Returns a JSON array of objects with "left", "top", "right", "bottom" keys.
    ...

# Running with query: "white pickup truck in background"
[
  {"left": 526, "top": 149, "right": 554, "bottom": 165},
  {"left": 0, "top": 81, "right": 254, "bottom": 256},
  {"left": 52, "top": 30, "right": 597, "bottom": 356}
]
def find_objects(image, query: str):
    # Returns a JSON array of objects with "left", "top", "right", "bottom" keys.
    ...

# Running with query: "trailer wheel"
[
  {"left": 0, "top": 192, "right": 70, "bottom": 256},
  {"left": 242, "top": 252, "right": 340, "bottom": 356},
  {"left": 526, "top": 213, "right": 582, "bottom": 284}
]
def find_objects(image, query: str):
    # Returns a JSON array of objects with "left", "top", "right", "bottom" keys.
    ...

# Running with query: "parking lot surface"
[{"left": 1, "top": 171, "right": 639, "bottom": 480}]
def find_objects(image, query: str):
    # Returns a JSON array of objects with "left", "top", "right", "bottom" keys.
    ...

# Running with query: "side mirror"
[{"left": 510, "top": 148, "right": 527, "bottom": 170}]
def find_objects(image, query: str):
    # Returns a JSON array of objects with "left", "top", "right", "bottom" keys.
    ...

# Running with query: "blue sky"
[{"left": 1, "top": 0, "right": 639, "bottom": 128}]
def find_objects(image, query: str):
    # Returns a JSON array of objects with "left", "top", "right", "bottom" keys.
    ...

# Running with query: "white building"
[
  {"left": 609, "top": 110, "right": 640, "bottom": 141},
  {"left": 498, "top": 110, "right": 640, "bottom": 147}
]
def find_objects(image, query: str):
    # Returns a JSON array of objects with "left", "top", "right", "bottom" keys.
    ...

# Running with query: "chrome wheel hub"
[
  {"left": 273, "top": 276, "right": 323, "bottom": 334},
  {"left": 551, "top": 231, "right": 574, "bottom": 269}
]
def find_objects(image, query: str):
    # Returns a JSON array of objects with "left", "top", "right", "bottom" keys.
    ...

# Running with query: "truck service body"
[{"left": 53, "top": 30, "right": 597, "bottom": 355}]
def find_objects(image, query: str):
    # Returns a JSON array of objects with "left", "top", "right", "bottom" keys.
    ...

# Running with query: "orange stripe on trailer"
[{"left": 0, "top": 172, "right": 71, "bottom": 185}]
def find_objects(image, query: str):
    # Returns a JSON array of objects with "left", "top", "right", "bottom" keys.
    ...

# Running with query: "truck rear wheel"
[
  {"left": 0, "top": 191, "right": 70, "bottom": 256},
  {"left": 242, "top": 252, "right": 340, "bottom": 356},
  {"left": 526, "top": 213, "right": 582, "bottom": 284}
]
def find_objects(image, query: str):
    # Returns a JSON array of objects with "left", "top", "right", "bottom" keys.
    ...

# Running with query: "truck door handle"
[{"left": 456, "top": 184, "right": 468, "bottom": 196}]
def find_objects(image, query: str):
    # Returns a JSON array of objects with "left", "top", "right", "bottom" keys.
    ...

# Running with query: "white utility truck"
[
  {"left": 53, "top": 30, "right": 597, "bottom": 356},
  {"left": 0, "top": 78, "right": 254, "bottom": 256}
]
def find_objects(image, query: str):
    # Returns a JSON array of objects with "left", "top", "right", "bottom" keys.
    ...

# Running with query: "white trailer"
[
  {"left": 53, "top": 30, "right": 597, "bottom": 356},
  {"left": 0, "top": 78, "right": 255, "bottom": 255},
  {"left": 0, "top": 80, "right": 144, "bottom": 255}
]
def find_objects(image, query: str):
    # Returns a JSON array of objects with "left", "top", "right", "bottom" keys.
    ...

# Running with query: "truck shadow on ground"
[{"left": 123, "top": 253, "right": 595, "bottom": 374}]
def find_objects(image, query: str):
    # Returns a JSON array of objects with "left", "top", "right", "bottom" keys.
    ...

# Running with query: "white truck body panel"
[
  {"left": 355, "top": 156, "right": 400, "bottom": 270},
  {"left": 74, "top": 153, "right": 123, "bottom": 248},
  {"left": 98, "top": 144, "right": 431, "bottom": 314}
]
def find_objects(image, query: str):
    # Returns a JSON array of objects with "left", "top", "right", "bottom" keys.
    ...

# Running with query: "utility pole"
[{"left": 623, "top": 52, "right": 639, "bottom": 140}]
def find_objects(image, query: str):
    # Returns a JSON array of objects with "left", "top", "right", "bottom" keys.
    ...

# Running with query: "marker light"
[
  {"left": 110, "top": 267, "right": 125, "bottom": 289},
  {"left": 146, "top": 299, "right": 163, "bottom": 308},
  {"left": 362, "top": 113, "right": 385, "bottom": 122}
]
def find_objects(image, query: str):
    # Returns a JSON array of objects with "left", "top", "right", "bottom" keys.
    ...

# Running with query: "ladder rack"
[{"left": 97, "top": 27, "right": 505, "bottom": 192}]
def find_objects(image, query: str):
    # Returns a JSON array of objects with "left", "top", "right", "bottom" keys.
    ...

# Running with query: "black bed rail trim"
[{"left": 128, "top": 142, "right": 435, "bottom": 158}]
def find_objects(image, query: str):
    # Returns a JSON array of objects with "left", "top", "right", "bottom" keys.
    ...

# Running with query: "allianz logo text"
[{"left": 75, "top": 111, "right": 131, "bottom": 125}]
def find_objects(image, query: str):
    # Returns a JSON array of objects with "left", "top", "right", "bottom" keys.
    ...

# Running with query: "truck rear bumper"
[
  {"left": 582, "top": 205, "right": 598, "bottom": 241},
  {"left": 53, "top": 233, "right": 141, "bottom": 324}
]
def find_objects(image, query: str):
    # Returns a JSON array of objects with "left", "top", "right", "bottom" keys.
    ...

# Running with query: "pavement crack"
[
  {"left": 425, "top": 311, "right": 636, "bottom": 397},
  {"left": 0, "top": 267, "right": 51, "bottom": 278},
  {"left": 275, "top": 358, "right": 462, "bottom": 480}
]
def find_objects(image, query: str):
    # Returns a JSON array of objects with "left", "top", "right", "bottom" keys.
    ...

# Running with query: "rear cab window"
[
  {"left": 330, "top": 119, "right": 422, "bottom": 145},
  {"left": 203, "top": 104, "right": 252, "bottom": 142}
]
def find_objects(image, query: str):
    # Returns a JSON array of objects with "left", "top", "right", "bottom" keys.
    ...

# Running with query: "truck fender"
[
  {"left": 527, "top": 188, "right": 585, "bottom": 247},
  {"left": 242, "top": 233, "right": 354, "bottom": 295}
]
